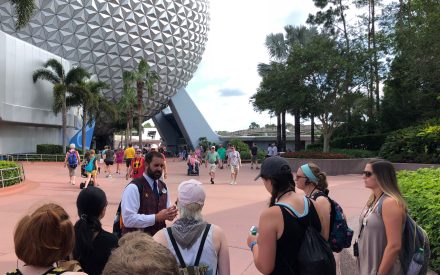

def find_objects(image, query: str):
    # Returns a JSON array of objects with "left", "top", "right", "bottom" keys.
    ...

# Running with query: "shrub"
[
  {"left": 380, "top": 119, "right": 440, "bottom": 164},
  {"left": 397, "top": 168, "right": 440, "bottom": 270},
  {"left": 0, "top": 161, "right": 22, "bottom": 187},
  {"left": 331, "top": 134, "right": 387, "bottom": 151},
  {"left": 281, "top": 151, "right": 352, "bottom": 159},
  {"left": 239, "top": 150, "right": 251, "bottom": 160},
  {"left": 306, "top": 143, "right": 323, "bottom": 151},
  {"left": 229, "top": 139, "right": 249, "bottom": 154},
  {"left": 36, "top": 144, "right": 63, "bottom": 154},
  {"left": 327, "top": 149, "right": 378, "bottom": 158}
]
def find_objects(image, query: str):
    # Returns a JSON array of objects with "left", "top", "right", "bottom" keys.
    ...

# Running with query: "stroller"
[
  {"left": 187, "top": 162, "right": 200, "bottom": 176},
  {"left": 79, "top": 163, "right": 95, "bottom": 189}
]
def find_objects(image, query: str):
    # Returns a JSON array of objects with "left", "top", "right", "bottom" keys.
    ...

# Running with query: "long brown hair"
[{"left": 367, "top": 159, "right": 407, "bottom": 210}]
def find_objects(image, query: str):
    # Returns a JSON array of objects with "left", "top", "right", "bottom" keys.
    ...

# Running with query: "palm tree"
[
  {"left": 264, "top": 25, "right": 318, "bottom": 151},
  {"left": 10, "top": 0, "right": 36, "bottom": 30},
  {"left": 69, "top": 80, "right": 114, "bottom": 152},
  {"left": 118, "top": 71, "right": 138, "bottom": 147},
  {"left": 123, "top": 59, "right": 160, "bottom": 147},
  {"left": 33, "top": 59, "right": 89, "bottom": 153}
]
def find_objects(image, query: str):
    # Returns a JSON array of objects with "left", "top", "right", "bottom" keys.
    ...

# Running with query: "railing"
[
  {"left": 4, "top": 154, "right": 84, "bottom": 162},
  {"left": 0, "top": 163, "right": 25, "bottom": 188}
]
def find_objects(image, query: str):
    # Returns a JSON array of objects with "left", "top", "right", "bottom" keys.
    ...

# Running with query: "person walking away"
[
  {"left": 84, "top": 150, "right": 99, "bottom": 187},
  {"left": 73, "top": 187, "right": 118, "bottom": 275},
  {"left": 217, "top": 144, "right": 226, "bottom": 169},
  {"left": 104, "top": 146, "right": 115, "bottom": 178},
  {"left": 250, "top": 143, "right": 260, "bottom": 170},
  {"left": 266, "top": 143, "right": 273, "bottom": 158},
  {"left": 228, "top": 146, "right": 241, "bottom": 185},
  {"left": 225, "top": 144, "right": 232, "bottom": 167},
  {"left": 356, "top": 159, "right": 406, "bottom": 275},
  {"left": 154, "top": 179, "right": 230, "bottom": 275},
  {"left": 65, "top": 143, "right": 81, "bottom": 185},
  {"left": 247, "top": 156, "right": 333, "bottom": 274},
  {"left": 272, "top": 143, "right": 278, "bottom": 156},
  {"left": 124, "top": 144, "right": 135, "bottom": 180},
  {"left": 120, "top": 151, "right": 178, "bottom": 236},
  {"left": 127, "top": 149, "right": 145, "bottom": 179},
  {"left": 115, "top": 148, "right": 124, "bottom": 174},
  {"left": 205, "top": 145, "right": 220, "bottom": 184}
]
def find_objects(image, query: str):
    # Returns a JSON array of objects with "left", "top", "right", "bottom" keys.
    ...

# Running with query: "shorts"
[
  {"left": 104, "top": 160, "right": 114, "bottom": 166},
  {"left": 86, "top": 170, "right": 97, "bottom": 177},
  {"left": 68, "top": 166, "right": 76, "bottom": 177},
  {"left": 230, "top": 165, "right": 239, "bottom": 174},
  {"left": 209, "top": 163, "right": 217, "bottom": 173},
  {"left": 126, "top": 158, "right": 133, "bottom": 167},
  {"left": 251, "top": 155, "right": 258, "bottom": 162}
]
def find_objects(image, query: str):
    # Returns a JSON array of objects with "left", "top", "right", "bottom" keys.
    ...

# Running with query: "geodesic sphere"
[{"left": 0, "top": 0, "right": 209, "bottom": 117}]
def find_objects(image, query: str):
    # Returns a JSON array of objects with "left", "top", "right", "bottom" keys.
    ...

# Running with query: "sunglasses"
[{"left": 362, "top": 171, "right": 373, "bottom": 177}]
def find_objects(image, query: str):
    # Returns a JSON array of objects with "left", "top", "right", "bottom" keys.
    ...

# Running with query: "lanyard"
[{"left": 357, "top": 193, "right": 384, "bottom": 240}]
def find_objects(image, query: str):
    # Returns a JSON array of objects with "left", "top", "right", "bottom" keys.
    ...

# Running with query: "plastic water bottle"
[{"left": 407, "top": 248, "right": 424, "bottom": 275}]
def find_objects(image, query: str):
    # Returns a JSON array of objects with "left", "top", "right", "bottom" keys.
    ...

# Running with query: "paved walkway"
[{"left": 0, "top": 159, "right": 370, "bottom": 274}]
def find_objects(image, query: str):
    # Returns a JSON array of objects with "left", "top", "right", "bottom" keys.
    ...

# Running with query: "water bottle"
[{"left": 407, "top": 248, "right": 424, "bottom": 275}]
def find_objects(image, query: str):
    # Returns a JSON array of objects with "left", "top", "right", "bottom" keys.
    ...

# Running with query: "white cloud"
[{"left": 186, "top": 0, "right": 318, "bottom": 131}]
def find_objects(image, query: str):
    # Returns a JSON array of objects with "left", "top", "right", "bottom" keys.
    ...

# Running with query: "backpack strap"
[
  {"left": 275, "top": 196, "right": 309, "bottom": 218},
  {"left": 194, "top": 224, "right": 211, "bottom": 266},
  {"left": 167, "top": 227, "right": 187, "bottom": 267}
]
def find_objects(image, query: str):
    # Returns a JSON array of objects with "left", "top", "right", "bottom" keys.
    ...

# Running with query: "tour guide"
[{"left": 120, "top": 151, "right": 177, "bottom": 236}]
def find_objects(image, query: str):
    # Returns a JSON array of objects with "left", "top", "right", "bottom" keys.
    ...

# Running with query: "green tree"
[
  {"left": 10, "top": 0, "right": 35, "bottom": 30},
  {"left": 249, "top": 122, "right": 260, "bottom": 130},
  {"left": 69, "top": 80, "right": 115, "bottom": 152},
  {"left": 33, "top": 59, "right": 89, "bottom": 153},
  {"left": 123, "top": 60, "right": 160, "bottom": 147},
  {"left": 118, "top": 71, "right": 138, "bottom": 147}
]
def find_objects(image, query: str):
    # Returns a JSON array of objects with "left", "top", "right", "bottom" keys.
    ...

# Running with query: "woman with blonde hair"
[
  {"left": 7, "top": 203, "right": 84, "bottom": 275},
  {"left": 356, "top": 159, "right": 406, "bottom": 275}
]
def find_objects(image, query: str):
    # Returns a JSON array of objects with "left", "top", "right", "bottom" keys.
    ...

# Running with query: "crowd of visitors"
[{"left": 9, "top": 141, "right": 423, "bottom": 275}]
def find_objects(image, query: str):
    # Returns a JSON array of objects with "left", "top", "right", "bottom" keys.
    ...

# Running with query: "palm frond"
[
  {"left": 65, "top": 67, "right": 90, "bottom": 85},
  {"left": 265, "top": 33, "right": 288, "bottom": 61},
  {"left": 11, "top": 0, "right": 36, "bottom": 30},
  {"left": 43, "top": 59, "right": 64, "bottom": 79},
  {"left": 32, "top": 69, "right": 60, "bottom": 84}
]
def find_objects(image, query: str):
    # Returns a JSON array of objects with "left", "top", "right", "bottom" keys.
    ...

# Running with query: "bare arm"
[
  {"left": 314, "top": 196, "right": 331, "bottom": 240},
  {"left": 247, "top": 207, "right": 280, "bottom": 274},
  {"left": 213, "top": 225, "right": 230, "bottom": 275},
  {"left": 377, "top": 197, "right": 404, "bottom": 275}
]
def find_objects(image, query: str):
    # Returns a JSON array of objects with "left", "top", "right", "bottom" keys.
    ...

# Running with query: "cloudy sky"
[{"left": 185, "top": 0, "right": 318, "bottom": 132}]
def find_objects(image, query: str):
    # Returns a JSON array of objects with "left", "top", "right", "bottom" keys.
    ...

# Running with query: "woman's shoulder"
[{"left": 95, "top": 230, "right": 118, "bottom": 247}]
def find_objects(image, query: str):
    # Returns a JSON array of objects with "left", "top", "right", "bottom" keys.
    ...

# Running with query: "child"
[{"left": 188, "top": 151, "right": 200, "bottom": 173}]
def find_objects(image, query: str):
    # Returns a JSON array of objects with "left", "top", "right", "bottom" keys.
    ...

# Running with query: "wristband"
[{"left": 249, "top": 241, "right": 257, "bottom": 252}]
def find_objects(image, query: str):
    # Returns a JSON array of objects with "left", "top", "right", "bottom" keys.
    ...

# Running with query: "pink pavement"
[{"left": 0, "top": 159, "right": 370, "bottom": 274}]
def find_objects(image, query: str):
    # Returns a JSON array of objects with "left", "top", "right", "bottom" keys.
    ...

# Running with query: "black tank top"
[{"left": 271, "top": 200, "right": 322, "bottom": 275}]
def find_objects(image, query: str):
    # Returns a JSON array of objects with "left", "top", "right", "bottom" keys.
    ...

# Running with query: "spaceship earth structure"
[{"left": 0, "top": 0, "right": 209, "bottom": 117}]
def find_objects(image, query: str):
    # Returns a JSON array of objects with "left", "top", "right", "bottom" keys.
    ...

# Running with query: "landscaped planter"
[
  {"left": 285, "top": 158, "right": 372, "bottom": 176},
  {"left": 285, "top": 158, "right": 440, "bottom": 176}
]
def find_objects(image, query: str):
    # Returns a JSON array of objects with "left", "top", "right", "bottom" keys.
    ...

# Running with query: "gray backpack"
[{"left": 167, "top": 224, "right": 211, "bottom": 275}]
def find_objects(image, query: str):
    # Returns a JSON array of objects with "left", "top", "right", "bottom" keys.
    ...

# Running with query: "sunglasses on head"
[{"left": 363, "top": 171, "right": 373, "bottom": 177}]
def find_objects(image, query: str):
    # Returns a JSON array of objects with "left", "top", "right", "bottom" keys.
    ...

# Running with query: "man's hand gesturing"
[{"left": 156, "top": 206, "right": 178, "bottom": 222}]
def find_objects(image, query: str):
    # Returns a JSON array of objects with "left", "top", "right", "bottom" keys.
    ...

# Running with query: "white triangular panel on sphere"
[{"left": 0, "top": 0, "right": 209, "bottom": 119}]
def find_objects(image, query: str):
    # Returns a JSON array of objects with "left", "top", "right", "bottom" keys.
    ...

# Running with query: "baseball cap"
[
  {"left": 211, "top": 145, "right": 215, "bottom": 149},
  {"left": 254, "top": 156, "right": 292, "bottom": 180},
  {"left": 177, "top": 179, "right": 205, "bottom": 206},
  {"left": 136, "top": 148, "right": 142, "bottom": 153},
  {"left": 150, "top": 144, "right": 158, "bottom": 150}
]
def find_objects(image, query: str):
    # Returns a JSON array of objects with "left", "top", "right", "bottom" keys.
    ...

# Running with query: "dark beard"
[{"left": 147, "top": 167, "right": 162, "bottom": 180}]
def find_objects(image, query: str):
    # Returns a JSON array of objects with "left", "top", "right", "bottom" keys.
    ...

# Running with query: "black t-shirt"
[
  {"left": 251, "top": 146, "right": 258, "bottom": 156},
  {"left": 271, "top": 201, "right": 321, "bottom": 275},
  {"left": 78, "top": 230, "right": 118, "bottom": 275}
]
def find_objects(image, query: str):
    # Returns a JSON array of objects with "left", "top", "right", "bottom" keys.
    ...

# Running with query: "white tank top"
[{"left": 164, "top": 226, "right": 218, "bottom": 275}]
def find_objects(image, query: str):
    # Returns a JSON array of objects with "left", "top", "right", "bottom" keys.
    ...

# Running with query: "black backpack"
[
  {"left": 276, "top": 200, "right": 336, "bottom": 275},
  {"left": 167, "top": 224, "right": 211, "bottom": 275},
  {"left": 112, "top": 182, "right": 143, "bottom": 239}
]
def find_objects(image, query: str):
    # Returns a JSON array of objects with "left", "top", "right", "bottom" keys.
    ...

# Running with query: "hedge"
[
  {"left": 397, "top": 168, "right": 440, "bottom": 270},
  {"left": 380, "top": 120, "right": 440, "bottom": 163},
  {"left": 331, "top": 134, "right": 387, "bottom": 151},
  {"left": 281, "top": 151, "right": 352, "bottom": 159},
  {"left": 0, "top": 161, "right": 22, "bottom": 188},
  {"left": 37, "top": 144, "right": 84, "bottom": 154}
]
